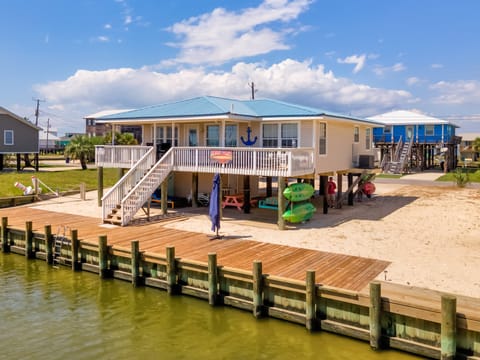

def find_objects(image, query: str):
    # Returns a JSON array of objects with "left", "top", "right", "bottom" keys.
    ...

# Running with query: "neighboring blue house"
[{"left": 368, "top": 110, "right": 460, "bottom": 173}]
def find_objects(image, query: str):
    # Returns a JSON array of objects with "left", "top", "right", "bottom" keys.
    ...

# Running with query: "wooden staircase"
[
  {"left": 384, "top": 137, "right": 413, "bottom": 174},
  {"left": 102, "top": 148, "right": 173, "bottom": 226}
]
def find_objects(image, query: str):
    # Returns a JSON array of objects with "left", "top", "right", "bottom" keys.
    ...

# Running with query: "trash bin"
[{"left": 65, "top": 157, "right": 70, "bottom": 164}]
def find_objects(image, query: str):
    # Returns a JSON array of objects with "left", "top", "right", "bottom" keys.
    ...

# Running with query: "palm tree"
[
  {"left": 473, "top": 137, "right": 480, "bottom": 160},
  {"left": 64, "top": 135, "right": 95, "bottom": 170}
]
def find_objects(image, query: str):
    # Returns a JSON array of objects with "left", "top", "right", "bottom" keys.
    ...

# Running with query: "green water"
[{"left": 0, "top": 253, "right": 420, "bottom": 360}]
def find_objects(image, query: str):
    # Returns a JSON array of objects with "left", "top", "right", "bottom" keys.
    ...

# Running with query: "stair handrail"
[
  {"left": 120, "top": 148, "right": 174, "bottom": 225},
  {"left": 399, "top": 139, "right": 414, "bottom": 172},
  {"left": 102, "top": 146, "right": 156, "bottom": 222},
  {"left": 393, "top": 136, "right": 403, "bottom": 162}
]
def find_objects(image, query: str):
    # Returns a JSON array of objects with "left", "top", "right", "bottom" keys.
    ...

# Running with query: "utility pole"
[
  {"left": 45, "top": 118, "right": 50, "bottom": 154},
  {"left": 249, "top": 82, "right": 257, "bottom": 100},
  {"left": 32, "top": 98, "right": 45, "bottom": 171}
]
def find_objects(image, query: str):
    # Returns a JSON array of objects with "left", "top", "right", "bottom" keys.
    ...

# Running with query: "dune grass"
[
  {"left": 0, "top": 168, "right": 118, "bottom": 197},
  {"left": 437, "top": 168, "right": 480, "bottom": 183}
]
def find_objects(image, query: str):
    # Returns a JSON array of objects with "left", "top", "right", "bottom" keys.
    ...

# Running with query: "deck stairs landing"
[
  {"left": 102, "top": 147, "right": 173, "bottom": 226},
  {"left": 384, "top": 137, "right": 413, "bottom": 174}
]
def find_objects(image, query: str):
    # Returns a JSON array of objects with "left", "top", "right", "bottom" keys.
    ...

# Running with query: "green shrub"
[{"left": 453, "top": 168, "right": 470, "bottom": 187}]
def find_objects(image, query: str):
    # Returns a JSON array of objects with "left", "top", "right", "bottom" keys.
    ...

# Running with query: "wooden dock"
[{"left": 0, "top": 207, "right": 388, "bottom": 292}]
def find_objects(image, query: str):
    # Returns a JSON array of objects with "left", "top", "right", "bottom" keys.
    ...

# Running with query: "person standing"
[{"left": 327, "top": 176, "right": 336, "bottom": 208}]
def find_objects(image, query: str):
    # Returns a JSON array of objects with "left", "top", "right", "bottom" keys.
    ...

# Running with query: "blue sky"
[{"left": 2, "top": 0, "right": 480, "bottom": 134}]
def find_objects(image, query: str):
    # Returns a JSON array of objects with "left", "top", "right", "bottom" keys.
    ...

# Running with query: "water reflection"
[{"left": 0, "top": 253, "right": 419, "bottom": 360}]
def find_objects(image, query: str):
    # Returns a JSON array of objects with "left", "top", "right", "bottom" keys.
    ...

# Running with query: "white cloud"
[
  {"left": 431, "top": 63, "right": 443, "bottom": 69},
  {"left": 430, "top": 80, "right": 480, "bottom": 104},
  {"left": 164, "top": 0, "right": 312, "bottom": 66},
  {"left": 406, "top": 77, "right": 420, "bottom": 86},
  {"left": 95, "top": 36, "right": 110, "bottom": 43},
  {"left": 104, "top": 24, "right": 112, "bottom": 30},
  {"left": 337, "top": 54, "right": 366, "bottom": 74},
  {"left": 33, "top": 58, "right": 413, "bottom": 133},
  {"left": 373, "top": 62, "right": 406, "bottom": 76}
]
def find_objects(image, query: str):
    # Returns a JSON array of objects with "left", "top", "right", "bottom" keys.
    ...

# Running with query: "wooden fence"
[{"left": 1, "top": 217, "right": 479, "bottom": 360}]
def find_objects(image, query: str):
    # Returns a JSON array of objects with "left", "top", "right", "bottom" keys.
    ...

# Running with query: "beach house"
[
  {"left": 93, "top": 96, "right": 381, "bottom": 227},
  {"left": 0, "top": 106, "right": 40, "bottom": 171},
  {"left": 369, "top": 110, "right": 460, "bottom": 173}
]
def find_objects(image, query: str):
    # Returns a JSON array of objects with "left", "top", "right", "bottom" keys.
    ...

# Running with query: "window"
[
  {"left": 425, "top": 125, "right": 434, "bottom": 136},
  {"left": 262, "top": 124, "right": 278, "bottom": 148},
  {"left": 365, "top": 128, "right": 371, "bottom": 150},
  {"left": 206, "top": 125, "right": 220, "bottom": 146},
  {"left": 156, "top": 126, "right": 178, "bottom": 146},
  {"left": 353, "top": 126, "right": 359, "bottom": 142},
  {"left": 4, "top": 130, "right": 14, "bottom": 145},
  {"left": 319, "top": 123, "right": 326, "bottom": 155},
  {"left": 384, "top": 125, "right": 392, "bottom": 134},
  {"left": 281, "top": 124, "right": 298, "bottom": 148},
  {"left": 225, "top": 124, "right": 237, "bottom": 147}
]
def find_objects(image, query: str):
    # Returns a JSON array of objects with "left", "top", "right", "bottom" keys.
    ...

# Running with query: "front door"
[
  {"left": 188, "top": 127, "right": 198, "bottom": 146},
  {"left": 406, "top": 126, "right": 414, "bottom": 140}
]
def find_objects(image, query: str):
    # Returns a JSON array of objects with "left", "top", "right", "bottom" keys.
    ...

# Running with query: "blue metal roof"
[{"left": 98, "top": 96, "right": 380, "bottom": 125}]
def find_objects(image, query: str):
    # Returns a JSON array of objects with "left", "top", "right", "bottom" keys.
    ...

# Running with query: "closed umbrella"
[{"left": 209, "top": 173, "right": 221, "bottom": 239}]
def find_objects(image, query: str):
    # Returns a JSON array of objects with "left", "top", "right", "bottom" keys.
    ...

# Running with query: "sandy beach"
[{"left": 28, "top": 172, "right": 480, "bottom": 298}]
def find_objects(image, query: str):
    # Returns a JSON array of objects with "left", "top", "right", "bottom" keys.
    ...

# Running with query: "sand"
[{"left": 28, "top": 175, "right": 480, "bottom": 298}]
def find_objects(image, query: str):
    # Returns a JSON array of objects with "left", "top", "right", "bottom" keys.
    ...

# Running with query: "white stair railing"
[
  {"left": 102, "top": 147, "right": 156, "bottom": 222},
  {"left": 119, "top": 149, "right": 174, "bottom": 225}
]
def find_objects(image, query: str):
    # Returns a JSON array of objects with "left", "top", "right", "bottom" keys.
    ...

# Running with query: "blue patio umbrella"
[{"left": 209, "top": 173, "right": 221, "bottom": 237}]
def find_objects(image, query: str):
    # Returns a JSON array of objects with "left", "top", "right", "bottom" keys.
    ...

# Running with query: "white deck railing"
[
  {"left": 95, "top": 145, "right": 151, "bottom": 168},
  {"left": 96, "top": 145, "right": 315, "bottom": 177}
]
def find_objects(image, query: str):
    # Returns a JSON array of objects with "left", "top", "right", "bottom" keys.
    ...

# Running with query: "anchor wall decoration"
[{"left": 240, "top": 126, "right": 257, "bottom": 146}]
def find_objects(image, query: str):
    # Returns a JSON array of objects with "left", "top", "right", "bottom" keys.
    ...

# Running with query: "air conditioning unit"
[{"left": 358, "top": 155, "right": 374, "bottom": 169}]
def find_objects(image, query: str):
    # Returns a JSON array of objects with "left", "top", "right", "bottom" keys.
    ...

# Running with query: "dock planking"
[{"left": 1, "top": 207, "right": 389, "bottom": 291}]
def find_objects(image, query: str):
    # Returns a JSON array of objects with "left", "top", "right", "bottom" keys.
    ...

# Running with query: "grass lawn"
[
  {"left": 437, "top": 168, "right": 480, "bottom": 183},
  {"left": 0, "top": 168, "right": 119, "bottom": 197}
]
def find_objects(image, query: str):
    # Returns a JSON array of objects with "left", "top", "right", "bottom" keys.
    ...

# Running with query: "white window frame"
[
  {"left": 281, "top": 123, "right": 298, "bottom": 148},
  {"left": 225, "top": 124, "right": 237, "bottom": 147},
  {"left": 205, "top": 124, "right": 220, "bottom": 147},
  {"left": 4, "top": 130, "right": 14, "bottom": 145},
  {"left": 353, "top": 126, "right": 359, "bottom": 143},
  {"left": 262, "top": 123, "right": 279, "bottom": 148},
  {"left": 319, "top": 122, "right": 327, "bottom": 155},
  {"left": 425, "top": 125, "right": 434, "bottom": 136},
  {"left": 365, "top": 128, "right": 371, "bottom": 150}
]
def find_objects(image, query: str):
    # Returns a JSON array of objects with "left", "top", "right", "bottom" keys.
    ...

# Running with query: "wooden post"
[
  {"left": 208, "top": 253, "right": 218, "bottom": 305},
  {"left": 131, "top": 240, "right": 140, "bottom": 287},
  {"left": 25, "top": 221, "right": 34, "bottom": 258},
  {"left": 161, "top": 180, "right": 168, "bottom": 215},
  {"left": 252, "top": 260, "right": 263, "bottom": 318},
  {"left": 1, "top": 217, "right": 9, "bottom": 253},
  {"left": 441, "top": 295, "right": 457, "bottom": 360},
  {"left": 80, "top": 183, "right": 86, "bottom": 200},
  {"left": 98, "top": 235, "right": 109, "bottom": 278},
  {"left": 336, "top": 173, "right": 343, "bottom": 208},
  {"left": 71, "top": 229, "right": 80, "bottom": 271},
  {"left": 243, "top": 175, "right": 251, "bottom": 214},
  {"left": 319, "top": 175, "right": 328, "bottom": 214},
  {"left": 45, "top": 225, "right": 53, "bottom": 264},
  {"left": 369, "top": 281, "right": 382, "bottom": 350},
  {"left": 347, "top": 173, "right": 354, "bottom": 206},
  {"left": 305, "top": 270, "right": 316, "bottom": 331},
  {"left": 97, "top": 166, "right": 104, "bottom": 207},
  {"left": 266, "top": 177, "right": 272, "bottom": 197},
  {"left": 166, "top": 246, "right": 177, "bottom": 294},
  {"left": 192, "top": 173, "right": 198, "bottom": 207},
  {"left": 277, "top": 177, "right": 286, "bottom": 230}
]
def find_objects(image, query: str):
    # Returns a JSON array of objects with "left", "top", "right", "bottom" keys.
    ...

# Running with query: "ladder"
[{"left": 53, "top": 226, "right": 70, "bottom": 268}]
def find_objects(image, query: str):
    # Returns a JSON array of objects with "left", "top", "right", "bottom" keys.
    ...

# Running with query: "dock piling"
[
  {"left": 369, "top": 281, "right": 382, "bottom": 350},
  {"left": 252, "top": 260, "right": 263, "bottom": 318},
  {"left": 166, "top": 246, "right": 177, "bottom": 294},
  {"left": 208, "top": 253, "right": 218, "bottom": 305},
  {"left": 98, "top": 235, "right": 109, "bottom": 278},
  {"left": 131, "top": 240, "right": 141, "bottom": 287},
  {"left": 25, "top": 221, "right": 33, "bottom": 258},
  {"left": 1, "top": 217, "right": 8, "bottom": 252},
  {"left": 71, "top": 229, "right": 80, "bottom": 271},
  {"left": 441, "top": 295, "right": 457, "bottom": 360},
  {"left": 306, "top": 270, "right": 317, "bottom": 331},
  {"left": 45, "top": 225, "right": 53, "bottom": 264}
]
